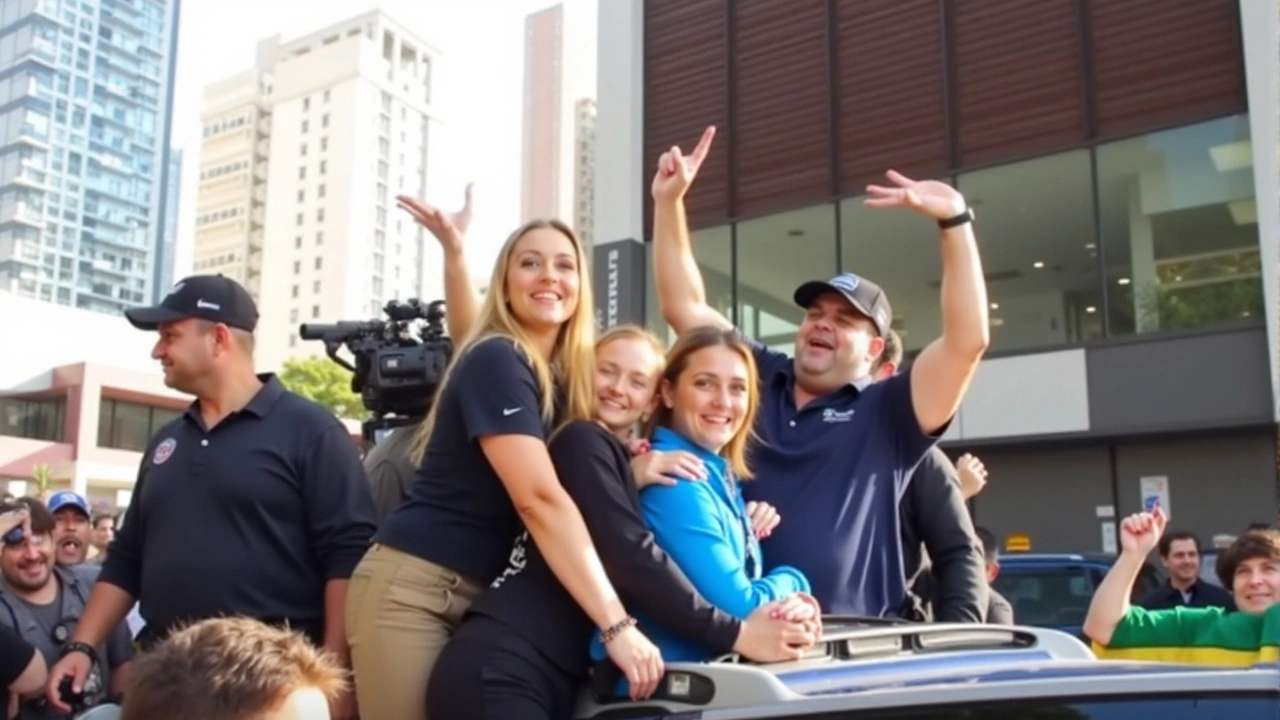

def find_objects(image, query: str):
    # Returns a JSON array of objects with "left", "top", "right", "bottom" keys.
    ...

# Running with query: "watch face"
[{"left": 81, "top": 662, "right": 106, "bottom": 707}]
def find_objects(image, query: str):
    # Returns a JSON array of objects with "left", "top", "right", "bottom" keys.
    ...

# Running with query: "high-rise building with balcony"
[
  {"left": 195, "top": 10, "right": 441, "bottom": 372},
  {"left": 0, "top": 0, "right": 182, "bottom": 314},
  {"left": 573, "top": 97, "right": 596, "bottom": 251},
  {"left": 520, "top": 0, "right": 596, "bottom": 235}
]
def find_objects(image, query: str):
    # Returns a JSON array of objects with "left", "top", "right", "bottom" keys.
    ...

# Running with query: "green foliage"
[
  {"left": 31, "top": 464, "right": 52, "bottom": 493},
  {"left": 278, "top": 357, "right": 362, "bottom": 419}
]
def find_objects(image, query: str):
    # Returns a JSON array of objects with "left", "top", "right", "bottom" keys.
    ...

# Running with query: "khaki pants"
[{"left": 346, "top": 543, "right": 486, "bottom": 720}]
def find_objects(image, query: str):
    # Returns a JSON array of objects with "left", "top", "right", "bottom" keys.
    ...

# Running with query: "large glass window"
[
  {"left": 0, "top": 397, "right": 65, "bottom": 442},
  {"left": 957, "top": 150, "right": 1102, "bottom": 352},
  {"left": 840, "top": 180, "right": 958, "bottom": 357},
  {"left": 1098, "top": 114, "right": 1262, "bottom": 336},
  {"left": 736, "top": 204, "right": 837, "bottom": 356},
  {"left": 643, "top": 224, "right": 733, "bottom": 345},
  {"left": 97, "top": 399, "right": 176, "bottom": 452}
]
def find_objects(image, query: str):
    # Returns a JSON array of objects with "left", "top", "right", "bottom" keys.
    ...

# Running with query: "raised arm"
[
  {"left": 1084, "top": 507, "right": 1166, "bottom": 646},
  {"left": 397, "top": 183, "right": 482, "bottom": 340},
  {"left": 652, "top": 127, "right": 733, "bottom": 335},
  {"left": 864, "top": 172, "right": 989, "bottom": 435}
]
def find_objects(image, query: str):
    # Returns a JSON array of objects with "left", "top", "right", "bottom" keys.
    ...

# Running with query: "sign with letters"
[{"left": 591, "top": 238, "right": 646, "bottom": 329}]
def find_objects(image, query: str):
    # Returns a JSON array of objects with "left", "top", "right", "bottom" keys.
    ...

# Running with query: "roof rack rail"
[{"left": 574, "top": 622, "right": 1095, "bottom": 719}]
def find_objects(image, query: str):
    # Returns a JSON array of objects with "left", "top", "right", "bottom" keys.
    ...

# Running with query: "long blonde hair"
[
  {"left": 643, "top": 326, "right": 760, "bottom": 479},
  {"left": 409, "top": 219, "right": 597, "bottom": 464}
]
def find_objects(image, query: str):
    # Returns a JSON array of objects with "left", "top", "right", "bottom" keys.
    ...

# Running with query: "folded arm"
[{"left": 642, "top": 482, "right": 809, "bottom": 619}]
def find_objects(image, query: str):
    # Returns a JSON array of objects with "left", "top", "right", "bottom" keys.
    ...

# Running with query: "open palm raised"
[
  {"left": 865, "top": 170, "right": 967, "bottom": 221},
  {"left": 396, "top": 182, "right": 475, "bottom": 254}
]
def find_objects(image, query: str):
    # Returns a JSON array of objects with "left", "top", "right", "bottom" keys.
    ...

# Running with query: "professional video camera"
[{"left": 298, "top": 298, "right": 453, "bottom": 444}]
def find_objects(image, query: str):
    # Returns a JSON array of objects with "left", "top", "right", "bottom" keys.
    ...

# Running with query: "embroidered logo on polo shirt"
[
  {"left": 490, "top": 531, "right": 529, "bottom": 590},
  {"left": 823, "top": 408, "right": 855, "bottom": 423},
  {"left": 152, "top": 438, "right": 177, "bottom": 465}
]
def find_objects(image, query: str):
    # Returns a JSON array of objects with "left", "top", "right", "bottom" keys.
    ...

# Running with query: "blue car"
[{"left": 994, "top": 552, "right": 1163, "bottom": 640}]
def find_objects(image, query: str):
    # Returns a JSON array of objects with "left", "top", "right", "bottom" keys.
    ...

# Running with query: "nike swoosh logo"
[{"left": 503, "top": 407, "right": 521, "bottom": 416}]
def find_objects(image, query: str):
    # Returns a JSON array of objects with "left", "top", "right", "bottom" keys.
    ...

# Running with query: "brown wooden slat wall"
[
  {"left": 731, "top": 0, "right": 831, "bottom": 216},
  {"left": 641, "top": 0, "right": 1247, "bottom": 231},
  {"left": 836, "top": 0, "right": 948, "bottom": 192},
  {"left": 952, "top": 0, "right": 1087, "bottom": 167},
  {"left": 1089, "top": 0, "right": 1245, "bottom": 138},
  {"left": 643, "top": 0, "right": 729, "bottom": 230}
]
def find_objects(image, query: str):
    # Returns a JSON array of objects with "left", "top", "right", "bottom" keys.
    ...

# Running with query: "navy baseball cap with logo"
[
  {"left": 124, "top": 274, "right": 259, "bottom": 332},
  {"left": 793, "top": 272, "right": 893, "bottom": 337},
  {"left": 47, "top": 490, "right": 90, "bottom": 517}
]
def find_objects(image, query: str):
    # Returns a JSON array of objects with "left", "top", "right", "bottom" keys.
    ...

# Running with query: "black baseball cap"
[
  {"left": 793, "top": 272, "right": 892, "bottom": 337},
  {"left": 125, "top": 274, "right": 259, "bottom": 332}
]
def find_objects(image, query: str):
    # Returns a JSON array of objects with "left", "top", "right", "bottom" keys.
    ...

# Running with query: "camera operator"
[
  {"left": 364, "top": 421, "right": 422, "bottom": 524},
  {"left": 0, "top": 499, "right": 132, "bottom": 719}
]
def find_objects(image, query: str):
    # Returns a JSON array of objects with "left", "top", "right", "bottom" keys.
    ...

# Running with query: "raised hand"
[
  {"left": 652, "top": 126, "right": 716, "bottom": 203},
  {"left": 396, "top": 182, "right": 475, "bottom": 254},
  {"left": 865, "top": 170, "right": 967, "bottom": 221},
  {"left": 955, "top": 453, "right": 988, "bottom": 500},
  {"left": 1119, "top": 506, "right": 1168, "bottom": 556}
]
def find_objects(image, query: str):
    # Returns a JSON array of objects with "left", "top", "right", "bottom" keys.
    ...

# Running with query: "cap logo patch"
[
  {"left": 831, "top": 274, "right": 860, "bottom": 292},
  {"left": 196, "top": 299, "right": 221, "bottom": 310}
]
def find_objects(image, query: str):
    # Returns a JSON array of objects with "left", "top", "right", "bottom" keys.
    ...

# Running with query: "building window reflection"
[
  {"left": 643, "top": 224, "right": 733, "bottom": 345},
  {"left": 956, "top": 150, "right": 1103, "bottom": 352},
  {"left": 1097, "top": 114, "right": 1262, "bottom": 336},
  {"left": 736, "top": 204, "right": 836, "bottom": 355},
  {"left": 0, "top": 397, "right": 65, "bottom": 442},
  {"left": 97, "top": 399, "right": 181, "bottom": 453},
  {"left": 840, "top": 183, "right": 954, "bottom": 356}
]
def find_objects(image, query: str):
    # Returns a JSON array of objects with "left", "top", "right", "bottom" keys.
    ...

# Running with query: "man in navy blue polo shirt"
[
  {"left": 650, "top": 127, "right": 990, "bottom": 618},
  {"left": 45, "top": 275, "right": 376, "bottom": 719}
]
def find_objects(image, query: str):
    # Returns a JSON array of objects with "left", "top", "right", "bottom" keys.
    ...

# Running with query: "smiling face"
[
  {"left": 660, "top": 345, "right": 750, "bottom": 454},
  {"left": 1231, "top": 556, "right": 1280, "bottom": 614},
  {"left": 595, "top": 336, "right": 663, "bottom": 434},
  {"left": 795, "top": 293, "right": 882, "bottom": 390},
  {"left": 52, "top": 506, "right": 91, "bottom": 566},
  {"left": 503, "top": 226, "right": 580, "bottom": 336},
  {"left": 0, "top": 531, "right": 53, "bottom": 593}
]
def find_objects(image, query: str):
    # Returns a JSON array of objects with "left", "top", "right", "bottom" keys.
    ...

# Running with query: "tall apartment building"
[
  {"left": 153, "top": 146, "right": 180, "bottom": 300},
  {"left": 573, "top": 98, "right": 595, "bottom": 250},
  {"left": 0, "top": 0, "right": 182, "bottom": 314},
  {"left": 194, "top": 11, "right": 441, "bottom": 372},
  {"left": 520, "top": 0, "right": 596, "bottom": 242}
]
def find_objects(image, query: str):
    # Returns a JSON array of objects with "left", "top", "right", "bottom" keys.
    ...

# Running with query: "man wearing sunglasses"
[{"left": 0, "top": 499, "right": 132, "bottom": 719}]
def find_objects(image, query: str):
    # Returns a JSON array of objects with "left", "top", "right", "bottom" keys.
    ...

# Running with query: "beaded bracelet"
[{"left": 599, "top": 616, "right": 638, "bottom": 645}]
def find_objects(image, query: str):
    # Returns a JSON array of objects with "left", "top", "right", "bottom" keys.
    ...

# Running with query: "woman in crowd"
[
  {"left": 590, "top": 327, "right": 816, "bottom": 692},
  {"left": 1084, "top": 507, "right": 1280, "bottom": 666},
  {"left": 425, "top": 322, "right": 820, "bottom": 718},
  {"left": 344, "top": 215, "right": 663, "bottom": 720}
]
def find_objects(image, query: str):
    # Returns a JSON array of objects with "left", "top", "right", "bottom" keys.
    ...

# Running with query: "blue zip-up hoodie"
[{"left": 589, "top": 426, "right": 810, "bottom": 675}]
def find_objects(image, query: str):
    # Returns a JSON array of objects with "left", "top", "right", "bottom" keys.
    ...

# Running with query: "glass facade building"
[{"left": 0, "top": 0, "right": 181, "bottom": 314}]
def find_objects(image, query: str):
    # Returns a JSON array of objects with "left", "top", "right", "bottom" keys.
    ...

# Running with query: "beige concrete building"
[
  {"left": 520, "top": 0, "right": 597, "bottom": 243},
  {"left": 194, "top": 11, "right": 443, "bottom": 372}
]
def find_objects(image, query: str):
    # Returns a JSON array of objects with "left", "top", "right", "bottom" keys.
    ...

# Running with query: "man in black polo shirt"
[
  {"left": 651, "top": 127, "right": 989, "bottom": 618},
  {"left": 44, "top": 275, "right": 376, "bottom": 719},
  {"left": 1138, "top": 530, "right": 1235, "bottom": 611}
]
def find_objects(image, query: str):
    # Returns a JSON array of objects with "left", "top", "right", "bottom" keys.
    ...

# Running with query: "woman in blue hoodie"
[{"left": 591, "top": 326, "right": 818, "bottom": 680}]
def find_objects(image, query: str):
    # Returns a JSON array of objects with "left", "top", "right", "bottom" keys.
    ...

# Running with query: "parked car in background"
[{"left": 994, "top": 553, "right": 1163, "bottom": 640}]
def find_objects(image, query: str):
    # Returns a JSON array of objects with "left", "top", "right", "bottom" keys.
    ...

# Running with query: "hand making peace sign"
[{"left": 652, "top": 126, "right": 716, "bottom": 203}]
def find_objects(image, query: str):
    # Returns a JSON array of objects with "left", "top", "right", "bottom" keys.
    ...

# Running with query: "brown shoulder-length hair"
[
  {"left": 408, "top": 219, "right": 597, "bottom": 465},
  {"left": 1216, "top": 529, "right": 1280, "bottom": 588},
  {"left": 643, "top": 326, "right": 760, "bottom": 479}
]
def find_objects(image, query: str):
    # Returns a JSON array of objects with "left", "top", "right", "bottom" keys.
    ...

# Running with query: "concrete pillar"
[
  {"left": 1238, "top": 0, "right": 1279, "bottom": 422},
  {"left": 591, "top": 0, "right": 646, "bottom": 329}
]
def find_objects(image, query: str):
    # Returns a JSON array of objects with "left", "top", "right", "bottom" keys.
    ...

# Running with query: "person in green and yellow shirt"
[{"left": 1083, "top": 505, "right": 1280, "bottom": 667}]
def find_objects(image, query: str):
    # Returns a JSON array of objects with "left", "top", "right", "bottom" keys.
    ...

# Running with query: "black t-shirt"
[
  {"left": 376, "top": 336, "right": 554, "bottom": 582},
  {"left": 466, "top": 420, "right": 742, "bottom": 675},
  {"left": 0, "top": 623, "right": 35, "bottom": 690}
]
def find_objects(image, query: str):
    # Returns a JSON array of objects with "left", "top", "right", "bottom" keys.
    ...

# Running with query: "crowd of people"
[{"left": 0, "top": 123, "right": 1266, "bottom": 720}]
